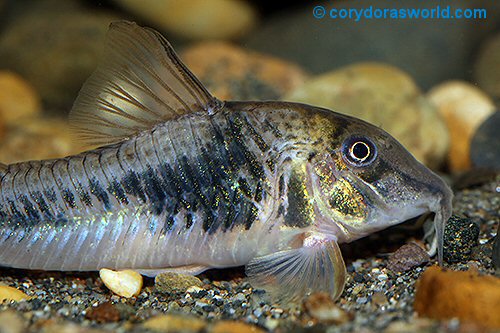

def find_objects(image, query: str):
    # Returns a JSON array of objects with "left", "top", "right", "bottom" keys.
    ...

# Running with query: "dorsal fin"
[{"left": 69, "top": 21, "right": 220, "bottom": 146}]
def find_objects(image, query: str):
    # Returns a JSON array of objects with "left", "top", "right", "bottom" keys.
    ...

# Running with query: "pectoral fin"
[{"left": 245, "top": 238, "right": 346, "bottom": 302}]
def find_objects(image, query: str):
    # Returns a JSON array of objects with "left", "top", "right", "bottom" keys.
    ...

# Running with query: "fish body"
[{"left": 0, "top": 22, "right": 452, "bottom": 301}]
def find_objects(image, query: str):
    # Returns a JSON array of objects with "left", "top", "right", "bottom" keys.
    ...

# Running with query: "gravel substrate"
[{"left": 1, "top": 174, "right": 498, "bottom": 333}]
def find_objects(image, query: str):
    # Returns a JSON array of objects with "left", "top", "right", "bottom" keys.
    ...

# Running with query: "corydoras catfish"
[{"left": 0, "top": 22, "right": 452, "bottom": 301}]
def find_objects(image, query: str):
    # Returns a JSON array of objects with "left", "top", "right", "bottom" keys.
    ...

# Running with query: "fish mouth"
[{"left": 334, "top": 172, "right": 453, "bottom": 253}]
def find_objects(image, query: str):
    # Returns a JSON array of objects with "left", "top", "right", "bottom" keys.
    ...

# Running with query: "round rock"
[
  {"left": 470, "top": 111, "right": 500, "bottom": 170},
  {"left": 155, "top": 272, "right": 204, "bottom": 294},
  {"left": 113, "top": 0, "right": 257, "bottom": 40},
  {"left": 443, "top": 215, "right": 480, "bottom": 263},
  {"left": 427, "top": 81, "right": 495, "bottom": 172},
  {"left": 0, "top": 71, "right": 41, "bottom": 125},
  {"left": 286, "top": 62, "right": 449, "bottom": 168},
  {"left": 387, "top": 243, "right": 430, "bottom": 273},
  {"left": 0, "top": 310, "right": 25, "bottom": 333},
  {"left": 181, "top": 42, "right": 308, "bottom": 101},
  {"left": 0, "top": 9, "right": 120, "bottom": 110},
  {"left": 0, "top": 117, "right": 79, "bottom": 164}
]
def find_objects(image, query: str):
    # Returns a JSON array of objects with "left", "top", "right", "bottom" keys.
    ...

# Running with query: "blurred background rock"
[{"left": 0, "top": 0, "right": 498, "bottom": 172}]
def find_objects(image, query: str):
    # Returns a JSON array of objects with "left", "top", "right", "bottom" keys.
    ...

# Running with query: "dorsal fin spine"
[{"left": 69, "top": 21, "right": 219, "bottom": 147}]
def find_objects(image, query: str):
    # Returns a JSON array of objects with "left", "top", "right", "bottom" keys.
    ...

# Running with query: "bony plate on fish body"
[{"left": 0, "top": 21, "right": 453, "bottom": 303}]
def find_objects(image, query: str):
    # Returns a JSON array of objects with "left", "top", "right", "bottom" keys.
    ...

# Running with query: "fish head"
[{"left": 308, "top": 109, "right": 452, "bottom": 263}]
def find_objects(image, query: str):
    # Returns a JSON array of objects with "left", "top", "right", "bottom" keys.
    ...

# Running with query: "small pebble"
[
  {"left": 371, "top": 292, "right": 388, "bottom": 307},
  {"left": 387, "top": 243, "right": 430, "bottom": 272},
  {"left": 155, "top": 272, "right": 204, "bottom": 293},
  {"left": 377, "top": 274, "right": 388, "bottom": 281},
  {"left": 99, "top": 269, "right": 143, "bottom": 298},
  {"left": 303, "top": 292, "right": 350, "bottom": 325},
  {"left": 443, "top": 216, "right": 480, "bottom": 263},
  {"left": 0, "top": 285, "right": 30, "bottom": 303},
  {"left": 85, "top": 302, "right": 120, "bottom": 323}
]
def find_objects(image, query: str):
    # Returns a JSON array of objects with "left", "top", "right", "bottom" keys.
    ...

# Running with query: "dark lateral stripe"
[
  {"left": 122, "top": 171, "right": 147, "bottom": 202},
  {"left": 44, "top": 188, "right": 58, "bottom": 203},
  {"left": 158, "top": 163, "right": 189, "bottom": 210},
  {"left": 227, "top": 115, "right": 265, "bottom": 180},
  {"left": 242, "top": 116, "right": 269, "bottom": 152},
  {"left": 179, "top": 156, "right": 208, "bottom": 207},
  {"left": 185, "top": 212, "right": 194, "bottom": 229},
  {"left": 75, "top": 182, "right": 93, "bottom": 207},
  {"left": 107, "top": 179, "right": 129, "bottom": 205},
  {"left": 20, "top": 194, "right": 40, "bottom": 221},
  {"left": 89, "top": 178, "right": 111, "bottom": 210},
  {"left": 142, "top": 166, "right": 167, "bottom": 215},
  {"left": 161, "top": 215, "right": 175, "bottom": 234},
  {"left": 32, "top": 191, "right": 53, "bottom": 219},
  {"left": 61, "top": 189, "right": 77, "bottom": 209},
  {"left": 8, "top": 200, "right": 25, "bottom": 224}
]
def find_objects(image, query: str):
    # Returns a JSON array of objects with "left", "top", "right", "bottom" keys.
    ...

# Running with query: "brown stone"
[
  {"left": 85, "top": 302, "right": 120, "bottom": 323},
  {"left": 414, "top": 266, "right": 500, "bottom": 329},
  {"left": 0, "top": 71, "right": 41, "bottom": 125},
  {"left": 181, "top": 42, "right": 308, "bottom": 101},
  {"left": 0, "top": 117, "right": 79, "bottom": 164},
  {"left": 387, "top": 242, "right": 430, "bottom": 273}
]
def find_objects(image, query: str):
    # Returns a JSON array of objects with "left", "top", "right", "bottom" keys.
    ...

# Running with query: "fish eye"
[{"left": 342, "top": 136, "right": 377, "bottom": 166}]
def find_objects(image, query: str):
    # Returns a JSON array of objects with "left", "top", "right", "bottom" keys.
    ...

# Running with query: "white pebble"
[
  {"left": 377, "top": 274, "right": 388, "bottom": 281},
  {"left": 99, "top": 268, "right": 143, "bottom": 298}
]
